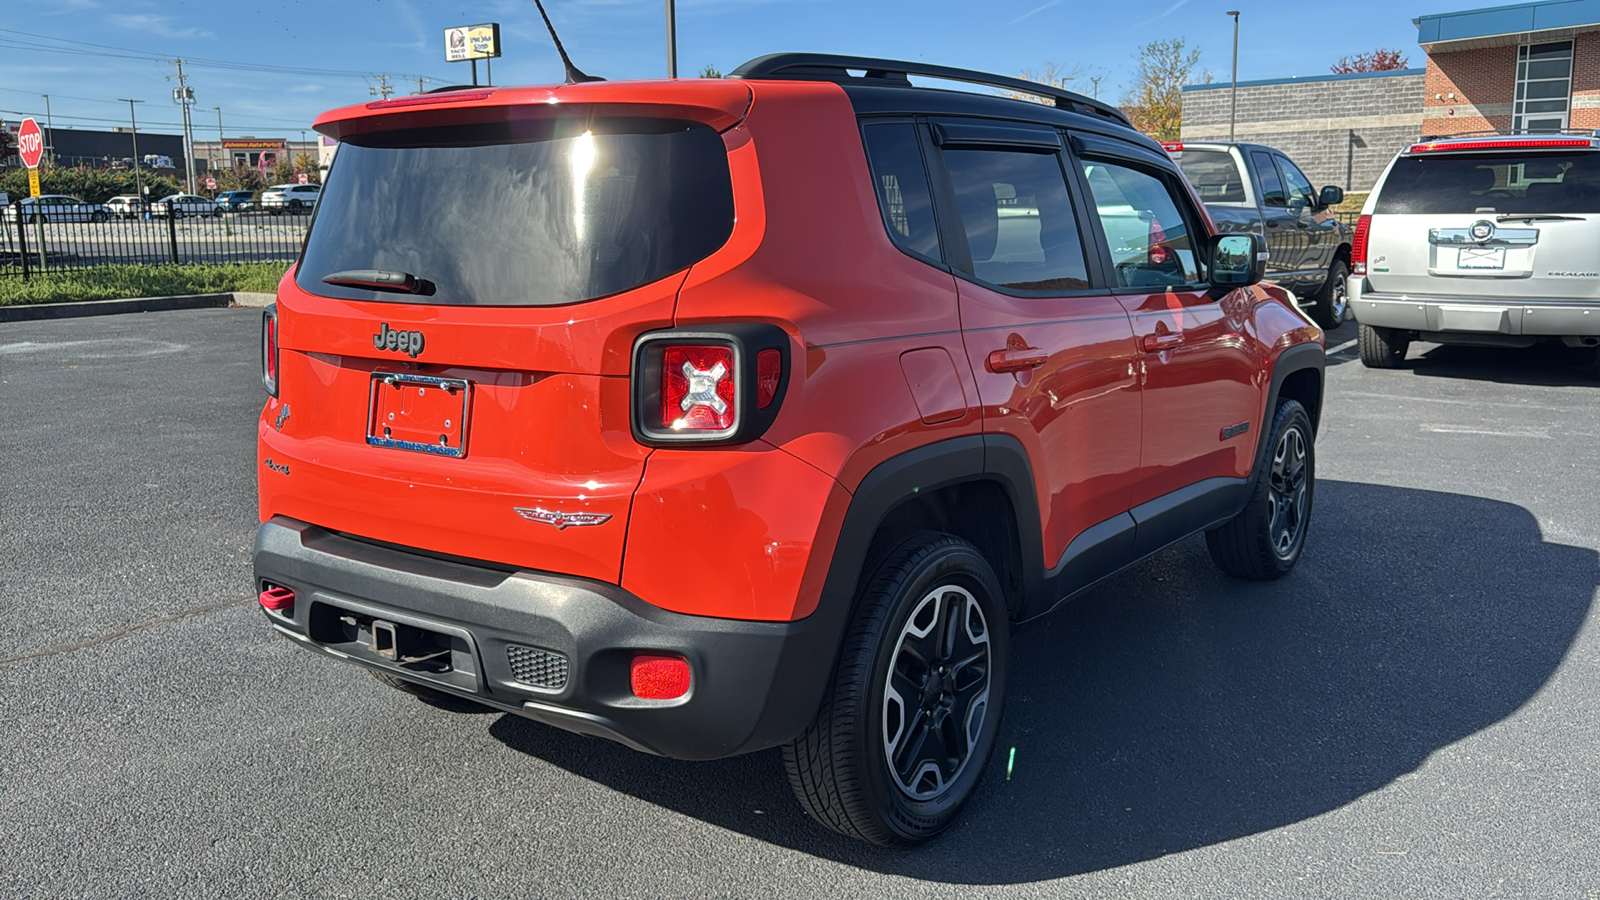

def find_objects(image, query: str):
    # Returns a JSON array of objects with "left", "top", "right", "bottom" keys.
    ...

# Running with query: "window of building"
[{"left": 1514, "top": 41, "right": 1573, "bottom": 133}]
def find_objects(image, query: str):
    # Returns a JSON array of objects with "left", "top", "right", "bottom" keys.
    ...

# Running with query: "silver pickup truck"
[{"left": 1165, "top": 141, "right": 1354, "bottom": 329}]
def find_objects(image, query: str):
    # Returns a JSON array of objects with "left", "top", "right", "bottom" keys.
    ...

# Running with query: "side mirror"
[
  {"left": 1319, "top": 185, "right": 1344, "bottom": 208},
  {"left": 1211, "top": 232, "right": 1266, "bottom": 289}
]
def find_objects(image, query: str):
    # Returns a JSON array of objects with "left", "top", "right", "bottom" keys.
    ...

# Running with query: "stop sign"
[{"left": 17, "top": 118, "right": 43, "bottom": 169}]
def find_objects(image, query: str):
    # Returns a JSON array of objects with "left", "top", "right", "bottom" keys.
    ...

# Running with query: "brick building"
[
  {"left": 1418, "top": 0, "right": 1600, "bottom": 136},
  {"left": 1180, "top": 0, "right": 1600, "bottom": 191}
]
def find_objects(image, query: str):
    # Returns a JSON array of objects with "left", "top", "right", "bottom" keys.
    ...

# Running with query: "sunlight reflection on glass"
[{"left": 571, "top": 130, "right": 596, "bottom": 239}]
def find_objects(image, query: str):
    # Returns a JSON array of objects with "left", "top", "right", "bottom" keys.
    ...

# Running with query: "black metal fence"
[{"left": 1, "top": 211, "right": 307, "bottom": 279}]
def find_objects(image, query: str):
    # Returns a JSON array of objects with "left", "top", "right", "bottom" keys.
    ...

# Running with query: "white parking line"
[
  {"left": 1422, "top": 424, "right": 1551, "bottom": 438},
  {"left": 1328, "top": 339, "right": 1357, "bottom": 355}
]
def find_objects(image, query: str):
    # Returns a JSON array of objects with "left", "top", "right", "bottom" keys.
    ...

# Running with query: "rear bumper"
[
  {"left": 1351, "top": 280, "right": 1600, "bottom": 337},
  {"left": 253, "top": 517, "right": 841, "bottom": 760}
]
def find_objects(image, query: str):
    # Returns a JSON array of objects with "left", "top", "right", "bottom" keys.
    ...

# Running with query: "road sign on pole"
[{"left": 18, "top": 118, "right": 44, "bottom": 169}]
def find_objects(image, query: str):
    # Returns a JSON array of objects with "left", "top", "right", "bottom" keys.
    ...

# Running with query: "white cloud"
[{"left": 109, "top": 14, "right": 214, "bottom": 39}]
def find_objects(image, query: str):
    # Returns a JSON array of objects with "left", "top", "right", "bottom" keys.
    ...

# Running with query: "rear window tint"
[
  {"left": 1375, "top": 152, "right": 1600, "bottom": 214},
  {"left": 1176, "top": 150, "right": 1246, "bottom": 203},
  {"left": 297, "top": 117, "right": 733, "bottom": 306}
]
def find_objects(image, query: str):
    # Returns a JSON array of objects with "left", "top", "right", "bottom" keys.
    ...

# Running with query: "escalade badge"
[
  {"left": 1470, "top": 220, "right": 1495, "bottom": 242},
  {"left": 514, "top": 507, "right": 613, "bottom": 530}
]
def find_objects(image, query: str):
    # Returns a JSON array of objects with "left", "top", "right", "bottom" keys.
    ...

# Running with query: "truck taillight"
[
  {"left": 261, "top": 306, "right": 279, "bottom": 397},
  {"left": 1351, "top": 214, "right": 1371, "bottom": 276},
  {"left": 631, "top": 325, "right": 790, "bottom": 447}
]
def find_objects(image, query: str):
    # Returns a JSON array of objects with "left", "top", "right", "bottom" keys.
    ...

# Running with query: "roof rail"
[{"left": 729, "top": 53, "right": 1132, "bottom": 128}]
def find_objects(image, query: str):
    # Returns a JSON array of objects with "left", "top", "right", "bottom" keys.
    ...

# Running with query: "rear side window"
[
  {"left": 941, "top": 147, "right": 1090, "bottom": 291},
  {"left": 1375, "top": 152, "right": 1600, "bottom": 214},
  {"left": 1250, "top": 151, "right": 1287, "bottom": 207},
  {"left": 1176, "top": 150, "right": 1246, "bottom": 203},
  {"left": 1081, "top": 160, "right": 1202, "bottom": 288},
  {"left": 297, "top": 117, "right": 734, "bottom": 306},
  {"left": 862, "top": 123, "right": 942, "bottom": 262}
]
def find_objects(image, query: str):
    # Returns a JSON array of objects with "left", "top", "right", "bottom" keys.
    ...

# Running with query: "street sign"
[
  {"left": 205, "top": 177, "right": 216, "bottom": 190},
  {"left": 28, "top": 169, "right": 41, "bottom": 198},
  {"left": 297, "top": 172, "right": 308, "bottom": 185},
  {"left": 18, "top": 117, "right": 43, "bottom": 169}
]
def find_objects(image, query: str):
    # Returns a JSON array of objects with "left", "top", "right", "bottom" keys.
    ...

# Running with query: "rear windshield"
[
  {"left": 1375, "top": 151, "right": 1600, "bottom": 214},
  {"left": 1176, "top": 150, "right": 1246, "bottom": 203},
  {"left": 297, "top": 117, "right": 734, "bottom": 306}
]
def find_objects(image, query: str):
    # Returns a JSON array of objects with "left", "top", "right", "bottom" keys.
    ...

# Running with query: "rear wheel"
[
  {"left": 1358, "top": 323, "right": 1409, "bottom": 368},
  {"left": 91, "top": 211, "right": 109, "bottom": 223},
  {"left": 784, "top": 531, "right": 1009, "bottom": 846},
  {"left": 1206, "top": 398, "right": 1315, "bottom": 580},
  {"left": 1308, "top": 260, "right": 1350, "bottom": 330}
]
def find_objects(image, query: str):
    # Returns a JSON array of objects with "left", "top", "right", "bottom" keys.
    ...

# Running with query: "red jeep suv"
[{"left": 255, "top": 54, "right": 1325, "bottom": 845}]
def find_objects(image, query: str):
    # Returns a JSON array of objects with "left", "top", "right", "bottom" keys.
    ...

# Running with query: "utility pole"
[
  {"left": 169, "top": 59, "right": 198, "bottom": 193},
  {"left": 213, "top": 107, "right": 224, "bottom": 171},
  {"left": 415, "top": 76, "right": 427, "bottom": 94},
  {"left": 118, "top": 98, "right": 146, "bottom": 210},
  {"left": 370, "top": 74, "right": 394, "bottom": 101},
  {"left": 666, "top": 0, "right": 677, "bottom": 77},
  {"left": 1227, "top": 10, "right": 1241, "bottom": 143},
  {"left": 1088, "top": 75, "right": 1103, "bottom": 100},
  {"left": 40, "top": 94, "right": 55, "bottom": 164}
]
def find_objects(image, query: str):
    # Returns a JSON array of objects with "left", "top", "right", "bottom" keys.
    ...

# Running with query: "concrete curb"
[{"left": 0, "top": 291, "right": 273, "bottom": 323}]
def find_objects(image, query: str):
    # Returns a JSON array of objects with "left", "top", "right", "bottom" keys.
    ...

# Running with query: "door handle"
[
  {"left": 986, "top": 346, "right": 1048, "bottom": 373},
  {"left": 1140, "top": 332, "right": 1184, "bottom": 353}
]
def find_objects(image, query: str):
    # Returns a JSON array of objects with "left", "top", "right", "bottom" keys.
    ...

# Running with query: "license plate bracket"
[
  {"left": 367, "top": 372, "right": 472, "bottom": 458},
  {"left": 1457, "top": 246, "right": 1506, "bottom": 270}
]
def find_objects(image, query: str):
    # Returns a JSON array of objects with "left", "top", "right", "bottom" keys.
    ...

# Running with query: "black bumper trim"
[{"left": 254, "top": 517, "right": 846, "bottom": 760}]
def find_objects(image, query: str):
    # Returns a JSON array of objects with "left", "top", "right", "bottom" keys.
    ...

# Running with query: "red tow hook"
[{"left": 259, "top": 585, "right": 295, "bottom": 614}]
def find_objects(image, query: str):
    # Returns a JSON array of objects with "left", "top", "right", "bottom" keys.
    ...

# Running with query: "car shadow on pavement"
[
  {"left": 1398, "top": 342, "right": 1598, "bottom": 387},
  {"left": 489, "top": 480, "right": 1596, "bottom": 883}
]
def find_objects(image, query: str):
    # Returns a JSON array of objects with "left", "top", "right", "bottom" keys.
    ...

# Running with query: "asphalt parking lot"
[{"left": 1, "top": 309, "right": 1596, "bottom": 898}]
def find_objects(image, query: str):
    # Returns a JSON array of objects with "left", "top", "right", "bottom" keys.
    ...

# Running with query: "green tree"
[
  {"left": 699, "top": 65, "right": 723, "bottom": 79},
  {"left": 0, "top": 165, "right": 181, "bottom": 204},
  {"left": 1123, "top": 38, "right": 1209, "bottom": 142},
  {"left": 1331, "top": 49, "right": 1409, "bottom": 73}
]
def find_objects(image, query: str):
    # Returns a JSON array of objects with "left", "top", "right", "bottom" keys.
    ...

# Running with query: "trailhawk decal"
[{"left": 514, "top": 507, "right": 613, "bottom": 530}]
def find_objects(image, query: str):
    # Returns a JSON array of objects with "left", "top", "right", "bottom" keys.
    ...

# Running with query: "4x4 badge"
[{"left": 514, "top": 507, "right": 613, "bottom": 530}]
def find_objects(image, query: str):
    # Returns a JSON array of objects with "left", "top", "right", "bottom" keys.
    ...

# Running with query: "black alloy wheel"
[
  {"left": 1206, "top": 398, "right": 1316, "bottom": 579},
  {"left": 784, "top": 531, "right": 1009, "bottom": 845}
]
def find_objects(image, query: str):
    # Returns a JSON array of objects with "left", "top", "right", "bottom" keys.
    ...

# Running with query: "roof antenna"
[{"left": 531, "top": 0, "right": 603, "bottom": 83}]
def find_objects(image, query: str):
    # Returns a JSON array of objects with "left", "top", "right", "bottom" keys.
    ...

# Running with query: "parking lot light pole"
[
  {"left": 119, "top": 98, "right": 146, "bottom": 210},
  {"left": 213, "top": 107, "right": 224, "bottom": 171},
  {"left": 41, "top": 94, "right": 54, "bottom": 164},
  {"left": 1228, "top": 10, "right": 1240, "bottom": 142},
  {"left": 666, "top": 0, "right": 677, "bottom": 77}
]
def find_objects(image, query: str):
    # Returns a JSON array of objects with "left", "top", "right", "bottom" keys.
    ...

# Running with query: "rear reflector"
[
  {"left": 1351, "top": 214, "right": 1372, "bottom": 276},
  {"left": 756, "top": 348, "right": 782, "bottom": 409},
  {"left": 630, "top": 653, "right": 691, "bottom": 699},
  {"left": 1408, "top": 138, "right": 1594, "bottom": 153},
  {"left": 259, "top": 585, "right": 295, "bottom": 613}
]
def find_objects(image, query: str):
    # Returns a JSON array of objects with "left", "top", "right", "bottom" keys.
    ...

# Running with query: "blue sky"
[{"left": 1, "top": 0, "right": 1498, "bottom": 141}]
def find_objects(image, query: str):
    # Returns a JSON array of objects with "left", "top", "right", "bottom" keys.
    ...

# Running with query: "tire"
[
  {"left": 783, "top": 531, "right": 1009, "bottom": 846},
  {"left": 172, "top": 208, "right": 185, "bottom": 220},
  {"left": 212, "top": 208, "right": 224, "bottom": 218},
  {"left": 1206, "top": 398, "right": 1315, "bottom": 580},
  {"left": 28, "top": 214, "right": 44, "bottom": 224},
  {"left": 1358, "top": 322, "right": 1409, "bottom": 368},
  {"left": 289, "top": 199, "right": 304, "bottom": 214},
  {"left": 91, "top": 211, "right": 109, "bottom": 223},
  {"left": 1308, "top": 260, "right": 1350, "bottom": 330}
]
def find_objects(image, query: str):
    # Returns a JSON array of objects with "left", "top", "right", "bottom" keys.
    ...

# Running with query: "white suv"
[
  {"left": 260, "top": 183, "right": 321, "bottom": 215},
  {"left": 1350, "top": 134, "right": 1600, "bottom": 368}
]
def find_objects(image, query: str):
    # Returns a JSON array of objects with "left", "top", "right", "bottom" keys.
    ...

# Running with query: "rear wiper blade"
[
  {"left": 1495, "top": 214, "right": 1585, "bottom": 222},
  {"left": 322, "top": 269, "right": 436, "bottom": 296}
]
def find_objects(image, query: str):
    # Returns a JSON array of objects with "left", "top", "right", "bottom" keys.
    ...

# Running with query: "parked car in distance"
[
  {"left": 260, "top": 183, "right": 321, "bottom": 215},
  {"left": 105, "top": 195, "right": 147, "bottom": 219},
  {"left": 255, "top": 54, "right": 1326, "bottom": 847},
  {"left": 11, "top": 195, "right": 111, "bottom": 223},
  {"left": 215, "top": 190, "right": 256, "bottom": 212},
  {"left": 151, "top": 193, "right": 225, "bottom": 218},
  {"left": 1350, "top": 132, "right": 1600, "bottom": 369},
  {"left": 1165, "top": 141, "right": 1353, "bottom": 329}
]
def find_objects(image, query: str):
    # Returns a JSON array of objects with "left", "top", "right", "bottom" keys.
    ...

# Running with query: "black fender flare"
[{"left": 1258, "top": 341, "right": 1325, "bottom": 460}]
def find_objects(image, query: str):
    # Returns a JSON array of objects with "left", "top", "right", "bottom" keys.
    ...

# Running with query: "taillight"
[
  {"left": 1351, "top": 214, "right": 1371, "bottom": 276},
  {"left": 631, "top": 325, "right": 790, "bottom": 446},
  {"left": 662, "top": 345, "right": 736, "bottom": 431},
  {"left": 630, "top": 652, "right": 691, "bottom": 700},
  {"left": 261, "top": 306, "right": 279, "bottom": 397},
  {"left": 1408, "top": 137, "right": 1593, "bottom": 153},
  {"left": 1148, "top": 216, "right": 1172, "bottom": 266}
]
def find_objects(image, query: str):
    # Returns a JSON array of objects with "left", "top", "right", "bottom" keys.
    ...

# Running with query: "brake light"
[
  {"left": 1160, "top": 141, "right": 1183, "bottom": 153},
  {"left": 1351, "top": 214, "right": 1371, "bottom": 276},
  {"left": 261, "top": 307, "right": 279, "bottom": 397},
  {"left": 1407, "top": 137, "right": 1593, "bottom": 153},
  {"left": 365, "top": 90, "right": 494, "bottom": 110},
  {"left": 663, "top": 345, "right": 736, "bottom": 431},
  {"left": 1148, "top": 216, "right": 1172, "bottom": 266},
  {"left": 756, "top": 349, "right": 781, "bottom": 409},
  {"left": 630, "top": 653, "right": 691, "bottom": 699}
]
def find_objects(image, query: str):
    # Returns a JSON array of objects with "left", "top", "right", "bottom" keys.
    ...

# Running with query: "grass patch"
[
  {"left": 0, "top": 262, "right": 289, "bottom": 306},
  {"left": 1332, "top": 191, "right": 1368, "bottom": 214}
]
